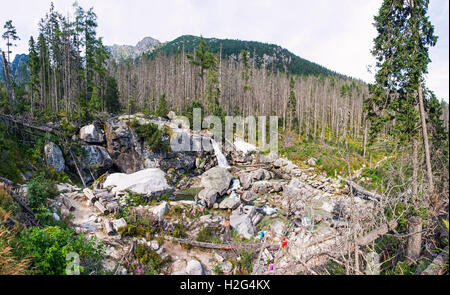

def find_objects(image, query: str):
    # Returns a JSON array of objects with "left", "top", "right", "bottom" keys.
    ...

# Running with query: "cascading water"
[{"left": 211, "top": 139, "right": 230, "bottom": 168}]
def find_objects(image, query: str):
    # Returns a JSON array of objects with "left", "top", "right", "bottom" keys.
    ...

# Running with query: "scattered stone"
[
  {"left": 221, "top": 261, "right": 233, "bottom": 274},
  {"left": 307, "top": 157, "right": 317, "bottom": 166},
  {"left": 241, "top": 191, "right": 258, "bottom": 203},
  {"left": 112, "top": 218, "right": 127, "bottom": 232},
  {"left": 251, "top": 181, "right": 270, "bottom": 194},
  {"left": 214, "top": 252, "right": 224, "bottom": 263},
  {"left": 186, "top": 260, "right": 204, "bottom": 275},
  {"left": 149, "top": 201, "right": 169, "bottom": 219},
  {"left": 172, "top": 260, "right": 187, "bottom": 273},
  {"left": 150, "top": 240, "right": 160, "bottom": 251},
  {"left": 167, "top": 111, "right": 177, "bottom": 120}
]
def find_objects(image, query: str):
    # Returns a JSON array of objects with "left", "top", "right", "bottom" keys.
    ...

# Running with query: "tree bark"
[
  {"left": 418, "top": 84, "right": 434, "bottom": 199},
  {"left": 406, "top": 216, "right": 422, "bottom": 263}
]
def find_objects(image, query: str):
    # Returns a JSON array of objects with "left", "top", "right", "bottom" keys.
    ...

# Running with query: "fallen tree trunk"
[
  {"left": 83, "top": 188, "right": 97, "bottom": 203},
  {"left": 162, "top": 235, "right": 281, "bottom": 251},
  {"left": 69, "top": 149, "right": 87, "bottom": 188},
  {"left": 94, "top": 201, "right": 109, "bottom": 215},
  {"left": 355, "top": 220, "right": 398, "bottom": 246},
  {"left": 345, "top": 180, "right": 382, "bottom": 201},
  {"left": 0, "top": 113, "right": 58, "bottom": 135}
]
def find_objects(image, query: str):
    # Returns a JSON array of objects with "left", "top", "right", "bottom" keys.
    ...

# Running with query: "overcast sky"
[{"left": 1, "top": 0, "right": 448, "bottom": 101}]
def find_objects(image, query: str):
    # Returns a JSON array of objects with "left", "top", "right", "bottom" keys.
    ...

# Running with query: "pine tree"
[
  {"left": 2, "top": 20, "right": 20, "bottom": 64},
  {"left": 27, "top": 37, "right": 40, "bottom": 116},
  {"left": 157, "top": 93, "right": 168, "bottom": 118},
  {"left": 287, "top": 76, "right": 296, "bottom": 130},
  {"left": 367, "top": 0, "right": 438, "bottom": 201},
  {"left": 105, "top": 76, "right": 121, "bottom": 114}
]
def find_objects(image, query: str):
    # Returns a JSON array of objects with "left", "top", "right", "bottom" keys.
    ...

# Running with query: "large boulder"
[
  {"left": 241, "top": 191, "right": 259, "bottom": 203},
  {"left": 105, "top": 117, "right": 143, "bottom": 173},
  {"left": 149, "top": 201, "right": 169, "bottom": 219},
  {"left": 44, "top": 142, "right": 65, "bottom": 171},
  {"left": 200, "top": 167, "right": 232, "bottom": 195},
  {"left": 198, "top": 188, "right": 218, "bottom": 208},
  {"left": 251, "top": 181, "right": 270, "bottom": 195},
  {"left": 159, "top": 153, "right": 196, "bottom": 171},
  {"left": 219, "top": 192, "right": 241, "bottom": 210},
  {"left": 79, "top": 124, "right": 105, "bottom": 143},
  {"left": 239, "top": 168, "right": 272, "bottom": 190},
  {"left": 103, "top": 168, "right": 172, "bottom": 196},
  {"left": 115, "top": 152, "right": 142, "bottom": 174},
  {"left": 230, "top": 213, "right": 255, "bottom": 239},
  {"left": 81, "top": 145, "right": 114, "bottom": 171}
]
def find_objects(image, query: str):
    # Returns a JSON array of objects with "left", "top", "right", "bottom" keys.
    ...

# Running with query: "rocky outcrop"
[
  {"left": 79, "top": 124, "right": 105, "bottom": 143},
  {"left": 105, "top": 117, "right": 143, "bottom": 174},
  {"left": 44, "top": 142, "right": 65, "bottom": 171},
  {"left": 103, "top": 168, "right": 172, "bottom": 197},
  {"left": 200, "top": 167, "right": 232, "bottom": 195},
  {"left": 81, "top": 145, "right": 113, "bottom": 170}
]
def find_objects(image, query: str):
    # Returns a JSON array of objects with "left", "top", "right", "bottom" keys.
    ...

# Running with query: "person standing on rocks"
[{"left": 221, "top": 216, "right": 231, "bottom": 242}]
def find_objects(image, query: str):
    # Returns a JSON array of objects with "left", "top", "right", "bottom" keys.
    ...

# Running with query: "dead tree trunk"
[
  {"left": 1, "top": 51, "right": 14, "bottom": 108},
  {"left": 406, "top": 216, "right": 422, "bottom": 263}
]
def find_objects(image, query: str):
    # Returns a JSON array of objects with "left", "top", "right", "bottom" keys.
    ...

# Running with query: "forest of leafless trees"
[{"left": 108, "top": 51, "right": 376, "bottom": 143}]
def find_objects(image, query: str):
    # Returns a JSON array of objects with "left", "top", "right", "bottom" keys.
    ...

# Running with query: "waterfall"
[{"left": 211, "top": 139, "right": 230, "bottom": 168}]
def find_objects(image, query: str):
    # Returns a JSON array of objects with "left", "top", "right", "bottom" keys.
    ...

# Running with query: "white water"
[{"left": 211, "top": 139, "right": 230, "bottom": 168}]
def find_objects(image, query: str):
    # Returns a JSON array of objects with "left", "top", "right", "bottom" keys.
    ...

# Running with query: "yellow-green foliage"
[
  {"left": 0, "top": 227, "right": 30, "bottom": 275},
  {"left": 0, "top": 187, "right": 19, "bottom": 219}
]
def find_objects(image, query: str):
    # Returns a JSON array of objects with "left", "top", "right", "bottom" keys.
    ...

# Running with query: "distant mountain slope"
[
  {"left": 149, "top": 35, "right": 344, "bottom": 77},
  {"left": 0, "top": 54, "right": 29, "bottom": 85},
  {"left": 107, "top": 36, "right": 160, "bottom": 60}
]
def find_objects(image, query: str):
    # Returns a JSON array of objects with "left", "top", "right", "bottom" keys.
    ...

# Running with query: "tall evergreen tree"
[
  {"left": 367, "top": 0, "right": 438, "bottom": 201},
  {"left": 28, "top": 36, "right": 40, "bottom": 116},
  {"left": 2, "top": 20, "right": 20, "bottom": 64},
  {"left": 105, "top": 76, "right": 121, "bottom": 114}
]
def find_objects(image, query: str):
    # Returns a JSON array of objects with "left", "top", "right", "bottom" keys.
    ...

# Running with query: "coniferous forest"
[{"left": 0, "top": 0, "right": 448, "bottom": 279}]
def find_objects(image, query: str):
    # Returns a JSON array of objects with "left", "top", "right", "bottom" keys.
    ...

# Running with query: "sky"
[{"left": 1, "top": 0, "right": 448, "bottom": 102}]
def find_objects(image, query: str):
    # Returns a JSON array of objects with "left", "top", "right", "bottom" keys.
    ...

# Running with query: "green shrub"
[
  {"left": 129, "top": 243, "right": 171, "bottom": 275},
  {"left": 14, "top": 226, "right": 104, "bottom": 275},
  {"left": 196, "top": 226, "right": 221, "bottom": 243},
  {"left": 133, "top": 122, "right": 170, "bottom": 153},
  {"left": 27, "top": 172, "right": 58, "bottom": 210},
  {"left": 172, "top": 222, "right": 187, "bottom": 238},
  {"left": 0, "top": 123, "right": 23, "bottom": 183},
  {"left": 0, "top": 187, "right": 19, "bottom": 217},
  {"left": 236, "top": 250, "right": 254, "bottom": 274}
]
